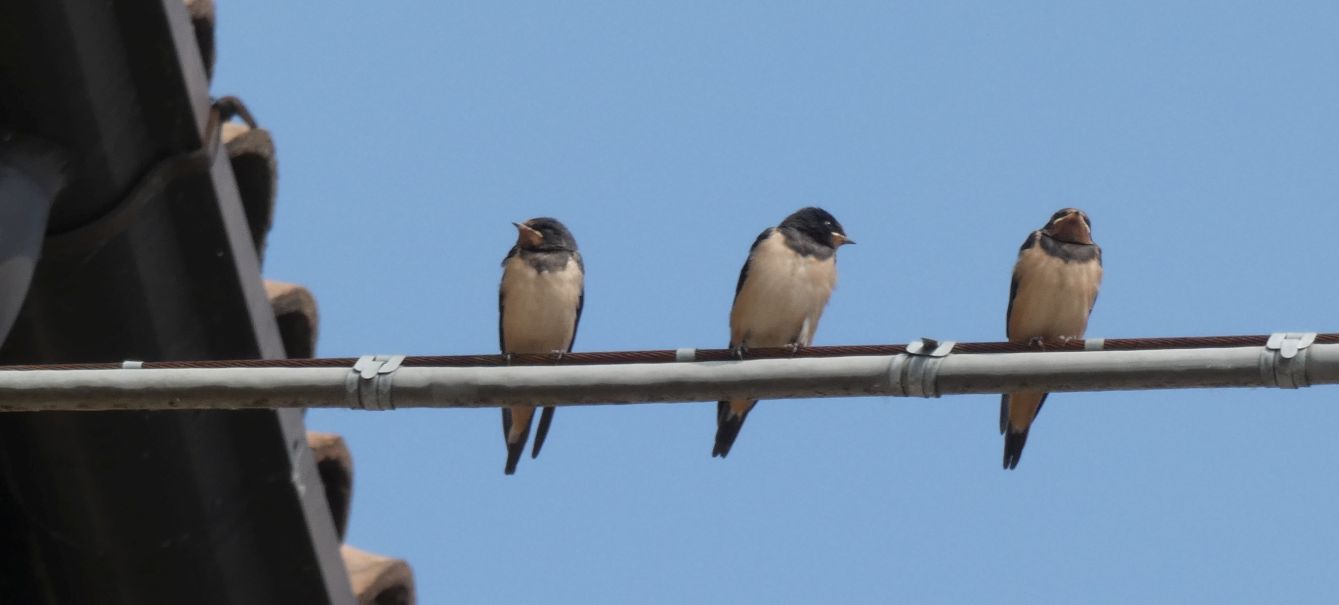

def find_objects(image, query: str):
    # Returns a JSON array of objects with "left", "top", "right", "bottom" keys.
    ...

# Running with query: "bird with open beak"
[
  {"left": 714, "top": 207, "right": 854, "bottom": 458},
  {"left": 1001, "top": 208, "right": 1102, "bottom": 469},
  {"left": 498, "top": 218, "right": 584, "bottom": 475}
]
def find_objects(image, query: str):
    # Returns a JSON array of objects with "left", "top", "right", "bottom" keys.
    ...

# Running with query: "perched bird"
[
  {"left": 714, "top": 207, "right": 854, "bottom": 458},
  {"left": 498, "top": 218, "right": 584, "bottom": 475},
  {"left": 1001, "top": 208, "right": 1102, "bottom": 469}
]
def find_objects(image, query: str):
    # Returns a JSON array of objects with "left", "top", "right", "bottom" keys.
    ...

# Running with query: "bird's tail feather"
[
  {"left": 1003, "top": 428, "right": 1029, "bottom": 470},
  {"left": 502, "top": 406, "right": 535, "bottom": 475},
  {"left": 713, "top": 400, "right": 755, "bottom": 458},
  {"left": 531, "top": 406, "right": 555, "bottom": 459},
  {"left": 1001, "top": 392, "right": 1048, "bottom": 470},
  {"left": 505, "top": 438, "right": 526, "bottom": 475}
]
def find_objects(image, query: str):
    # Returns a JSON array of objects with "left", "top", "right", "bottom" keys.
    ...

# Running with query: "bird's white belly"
[
  {"left": 1009, "top": 254, "right": 1100, "bottom": 340},
  {"left": 501, "top": 258, "right": 582, "bottom": 354},
  {"left": 732, "top": 235, "right": 836, "bottom": 347}
]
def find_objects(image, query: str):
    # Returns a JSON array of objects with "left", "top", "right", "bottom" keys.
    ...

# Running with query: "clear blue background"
[{"left": 213, "top": 2, "right": 1339, "bottom": 603}]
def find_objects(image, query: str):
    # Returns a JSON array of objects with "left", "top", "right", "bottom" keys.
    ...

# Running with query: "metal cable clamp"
[
  {"left": 345, "top": 354, "right": 405, "bottom": 410},
  {"left": 888, "top": 338, "right": 956, "bottom": 398},
  {"left": 1260, "top": 332, "right": 1316, "bottom": 389}
]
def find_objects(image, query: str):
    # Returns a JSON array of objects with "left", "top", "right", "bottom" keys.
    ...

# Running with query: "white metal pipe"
[{"left": 0, "top": 342, "right": 1333, "bottom": 412}]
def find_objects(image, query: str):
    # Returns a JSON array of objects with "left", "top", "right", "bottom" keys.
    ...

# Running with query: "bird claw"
[
  {"left": 502, "top": 352, "right": 514, "bottom": 366},
  {"left": 1027, "top": 336, "right": 1046, "bottom": 350},
  {"left": 784, "top": 343, "right": 802, "bottom": 356},
  {"left": 731, "top": 345, "right": 748, "bottom": 360},
  {"left": 550, "top": 350, "right": 566, "bottom": 363}
]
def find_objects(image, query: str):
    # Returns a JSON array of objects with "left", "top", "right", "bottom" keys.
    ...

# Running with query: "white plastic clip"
[
  {"left": 675, "top": 348, "right": 697, "bottom": 362},
  {"left": 889, "top": 338, "right": 956, "bottom": 398},
  {"left": 1261, "top": 332, "right": 1317, "bottom": 389},
  {"left": 121, "top": 360, "right": 144, "bottom": 369},
  {"left": 345, "top": 354, "right": 406, "bottom": 410},
  {"left": 1084, "top": 338, "right": 1105, "bottom": 351}
]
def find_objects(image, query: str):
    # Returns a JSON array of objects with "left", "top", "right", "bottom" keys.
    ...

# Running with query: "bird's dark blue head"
[
  {"left": 779, "top": 207, "right": 854, "bottom": 248},
  {"left": 1040, "top": 208, "right": 1093, "bottom": 245},
  {"left": 513, "top": 217, "right": 578, "bottom": 252}
]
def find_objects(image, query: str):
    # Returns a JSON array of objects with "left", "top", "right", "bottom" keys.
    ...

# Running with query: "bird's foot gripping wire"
[
  {"left": 502, "top": 352, "right": 514, "bottom": 366},
  {"left": 1027, "top": 336, "right": 1047, "bottom": 350},
  {"left": 784, "top": 342, "right": 802, "bottom": 356},
  {"left": 549, "top": 350, "right": 566, "bottom": 363},
  {"left": 730, "top": 344, "right": 748, "bottom": 361}
]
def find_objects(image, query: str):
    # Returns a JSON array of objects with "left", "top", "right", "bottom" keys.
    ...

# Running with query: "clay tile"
[
  {"left": 264, "top": 280, "right": 319, "bottom": 358},
  {"left": 308, "top": 431, "right": 352, "bottom": 540},
  {"left": 222, "top": 121, "right": 277, "bottom": 263},
  {"left": 184, "top": 0, "right": 215, "bottom": 80},
  {"left": 342, "top": 545, "right": 416, "bottom": 605}
]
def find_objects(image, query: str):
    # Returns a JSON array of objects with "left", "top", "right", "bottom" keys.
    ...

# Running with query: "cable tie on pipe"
[
  {"left": 905, "top": 338, "right": 955, "bottom": 358},
  {"left": 675, "top": 348, "right": 697, "bottom": 362},
  {"left": 891, "top": 338, "right": 956, "bottom": 398},
  {"left": 345, "top": 355, "right": 405, "bottom": 410},
  {"left": 1261, "top": 332, "right": 1316, "bottom": 389},
  {"left": 1267, "top": 332, "right": 1316, "bottom": 360}
]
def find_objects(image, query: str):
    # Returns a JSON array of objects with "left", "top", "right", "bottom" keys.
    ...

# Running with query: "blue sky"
[{"left": 214, "top": 2, "right": 1339, "bottom": 603}]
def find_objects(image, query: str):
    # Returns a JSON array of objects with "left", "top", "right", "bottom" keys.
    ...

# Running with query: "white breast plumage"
[
  {"left": 500, "top": 255, "right": 583, "bottom": 354},
  {"left": 730, "top": 232, "right": 837, "bottom": 347},
  {"left": 1008, "top": 247, "right": 1102, "bottom": 341}
]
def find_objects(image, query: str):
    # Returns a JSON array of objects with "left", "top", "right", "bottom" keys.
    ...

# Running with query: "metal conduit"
[
  {"left": 0, "top": 333, "right": 1336, "bottom": 371},
  {"left": 0, "top": 334, "right": 1328, "bottom": 412}
]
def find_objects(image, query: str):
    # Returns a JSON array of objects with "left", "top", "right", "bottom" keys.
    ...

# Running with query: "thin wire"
[{"left": 0, "top": 333, "right": 1330, "bottom": 372}]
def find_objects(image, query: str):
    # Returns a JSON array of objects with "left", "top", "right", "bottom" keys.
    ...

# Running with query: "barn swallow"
[
  {"left": 498, "top": 218, "right": 584, "bottom": 475},
  {"left": 1001, "top": 208, "right": 1102, "bottom": 469},
  {"left": 714, "top": 207, "right": 854, "bottom": 458}
]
